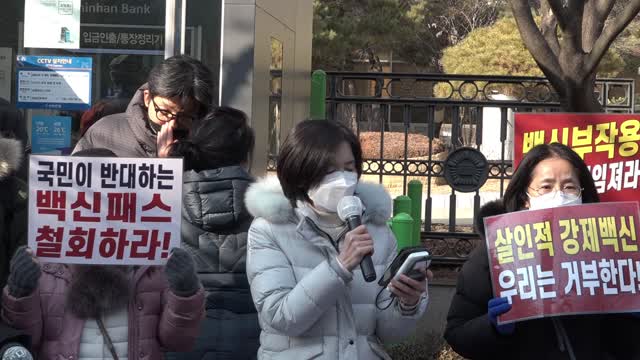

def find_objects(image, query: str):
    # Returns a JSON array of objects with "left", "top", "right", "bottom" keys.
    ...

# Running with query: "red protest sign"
[
  {"left": 514, "top": 113, "right": 640, "bottom": 202},
  {"left": 485, "top": 202, "right": 640, "bottom": 324},
  {"left": 28, "top": 155, "right": 183, "bottom": 266}
]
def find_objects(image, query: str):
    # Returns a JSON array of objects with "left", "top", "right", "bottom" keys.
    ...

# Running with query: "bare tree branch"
[
  {"left": 583, "top": 1, "right": 601, "bottom": 51},
  {"left": 612, "top": 18, "right": 640, "bottom": 56},
  {"left": 609, "top": 0, "right": 634, "bottom": 17},
  {"left": 548, "top": 0, "right": 584, "bottom": 51},
  {"left": 460, "top": 11, "right": 475, "bottom": 34},
  {"left": 540, "top": 2, "right": 561, "bottom": 56},
  {"left": 433, "top": 0, "right": 504, "bottom": 45},
  {"left": 508, "top": 0, "right": 566, "bottom": 95},
  {"left": 583, "top": 0, "right": 616, "bottom": 51},
  {"left": 585, "top": 0, "right": 640, "bottom": 73},
  {"left": 596, "top": 0, "right": 616, "bottom": 19},
  {"left": 547, "top": 0, "right": 570, "bottom": 29},
  {"left": 567, "top": 0, "right": 586, "bottom": 51}
]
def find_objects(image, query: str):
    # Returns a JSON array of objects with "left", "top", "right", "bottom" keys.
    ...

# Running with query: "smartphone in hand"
[{"left": 378, "top": 247, "right": 431, "bottom": 287}]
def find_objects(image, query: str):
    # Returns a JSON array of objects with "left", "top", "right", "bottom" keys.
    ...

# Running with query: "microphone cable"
[{"left": 375, "top": 286, "right": 395, "bottom": 311}]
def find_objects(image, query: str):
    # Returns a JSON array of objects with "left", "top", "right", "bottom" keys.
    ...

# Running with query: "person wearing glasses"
[
  {"left": 73, "top": 55, "right": 214, "bottom": 157},
  {"left": 445, "top": 143, "right": 639, "bottom": 359}
]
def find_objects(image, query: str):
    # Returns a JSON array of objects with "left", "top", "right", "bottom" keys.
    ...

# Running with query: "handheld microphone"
[
  {"left": 338, "top": 196, "right": 376, "bottom": 282},
  {"left": 0, "top": 344, "right": 33, "bottom": 360}
]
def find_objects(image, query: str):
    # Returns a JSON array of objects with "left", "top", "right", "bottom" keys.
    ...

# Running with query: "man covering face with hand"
[{"left": 73, "top": 55, "right": 214, "bottom": 158}]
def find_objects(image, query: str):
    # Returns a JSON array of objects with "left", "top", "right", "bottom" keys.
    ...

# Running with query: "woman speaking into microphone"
[{"left": 244, "top": 120, "right": 429, "bottom": 359}]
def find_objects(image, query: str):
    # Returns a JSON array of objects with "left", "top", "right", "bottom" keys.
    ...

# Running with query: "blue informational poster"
[
  {"left": 31, "top": 116, "right": 72, "bottom": 155},
  {"left": 16, "top": 55, "right": 92, "bottom": 110}
]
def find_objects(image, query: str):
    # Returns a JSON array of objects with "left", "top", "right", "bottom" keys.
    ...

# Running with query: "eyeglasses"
[
  {"left": 150, "top": 97, "right": 196, "bottom": 124},
  {"left": 529, "top": 185, "right": 583, "bottom": 199}
]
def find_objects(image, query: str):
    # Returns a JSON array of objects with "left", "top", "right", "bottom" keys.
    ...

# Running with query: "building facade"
[{"left": 0, "top": 0, "right": 312, "bottom": 174}]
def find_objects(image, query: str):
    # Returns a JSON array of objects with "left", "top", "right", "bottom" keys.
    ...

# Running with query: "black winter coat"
[
  {"left": 167, "top": 166, "right": 259, "bottom": 360},
  {"left": 444, "top": 200, "right": 640, "bottom": 360},
  {"left": 0, "top": 98, "right": 28, "bottom": 180},
  {"left": 0, "top": 136, "right": 27, "bottom": 289}
]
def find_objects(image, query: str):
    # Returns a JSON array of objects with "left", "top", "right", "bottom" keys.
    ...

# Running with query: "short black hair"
[
  {"left": 503, "top": 143, "right": 599, "bottom": 212},
  {"left": 169, "top": 107, "right": 254, "bottom": 172},
  {"left": 277, "top": 120, "right": 362, "bottom": 207},
  {"left": 147, "top": 55, "right": 214, "bottom": 117}
]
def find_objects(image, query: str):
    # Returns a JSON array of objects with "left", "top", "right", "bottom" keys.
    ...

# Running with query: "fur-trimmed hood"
[
  {"left": 245, "top": 175, "right": 392, "bottom": 225},
  {"left": 0, "top": 136, "right": 23, "bottom": 180},
  {"left": 474, "top": 199, "right": 507, "bottom": 240}
]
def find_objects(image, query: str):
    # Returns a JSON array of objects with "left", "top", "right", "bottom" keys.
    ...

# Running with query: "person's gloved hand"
[
  {"left": 7, "top": 246, "right": 41, "bottom": 298},
  {"left": 164, "top": 248, "right": 200, "bottom": 297},
  {"left": 488, "top": 297, "right": 515, "bottom": 335}
]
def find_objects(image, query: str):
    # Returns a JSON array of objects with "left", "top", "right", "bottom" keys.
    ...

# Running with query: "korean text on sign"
[
  {"left": 514, "top": 113, "right": 640, "bottom": 204},
  {"left": 28, "top": 155, "right": 184, "bottom": 265},
  {"left": 485, "top": 202, "right": 640, "bottom": 324}
]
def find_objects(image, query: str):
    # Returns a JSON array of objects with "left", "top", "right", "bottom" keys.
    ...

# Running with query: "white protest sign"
[{"left": 28, "top": 155, "right": 183, "bottom": 265}]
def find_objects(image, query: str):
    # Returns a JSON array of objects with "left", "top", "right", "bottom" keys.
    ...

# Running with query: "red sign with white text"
[
  {"left": 514, "top": 113, "right": 640, "bottom": 202},
  {"left": 485, "top": 202, "right": 640, "bottom": 324}
]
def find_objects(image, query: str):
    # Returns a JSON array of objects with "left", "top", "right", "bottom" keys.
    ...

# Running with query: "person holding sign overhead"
[
  {"left": 445, "top": 143, "right": 639, "bottom": 359},
  {"left": 244, "top": 120, "right": 429, "bottom": 360},
  {"left": 1, "top": 149, "right": 206, "bottom": 360}
]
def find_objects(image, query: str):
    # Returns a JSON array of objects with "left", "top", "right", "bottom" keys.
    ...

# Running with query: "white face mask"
[
  {"left": 308, "top": 171, "right": 358, "bottom": 213},
  {"left": 528, "top": 191, "right": 582, "bottom": 210}
]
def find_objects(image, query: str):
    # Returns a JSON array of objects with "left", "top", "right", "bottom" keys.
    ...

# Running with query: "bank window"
[
  {"left": 269, "top": 37, "right": 283, "bottom": 158},
  {"left": 0, "top": 0, "right": 220, "bottom": 173}
]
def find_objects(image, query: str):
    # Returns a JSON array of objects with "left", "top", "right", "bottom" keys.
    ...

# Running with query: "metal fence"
[
  {"left": 324, "top": 72, "right": 635, "bottom": 262},
  {"left": 266, "top": 72, "right": 635, "bottom": 263}
]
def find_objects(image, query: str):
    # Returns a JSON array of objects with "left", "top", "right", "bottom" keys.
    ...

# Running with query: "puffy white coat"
[
  {"left": 78, "top": 307, "right": 129, "bottom": 359},
  {"left": 244, "top": 177, "right": 428, "bottom": 360}
]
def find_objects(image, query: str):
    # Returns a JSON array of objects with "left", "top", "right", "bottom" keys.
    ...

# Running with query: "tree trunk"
[
  {"left": 537, "top": 58, "right": 603, "bottom": 112},
  {"left": 563, "top": 73, "right": 603, "bottom": 112},
  {"left": 508, "top": 0, "right": 640, "bottom": 114},
  {"left": 555, "top": 49, "right": 603, "bottom": 112}
]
